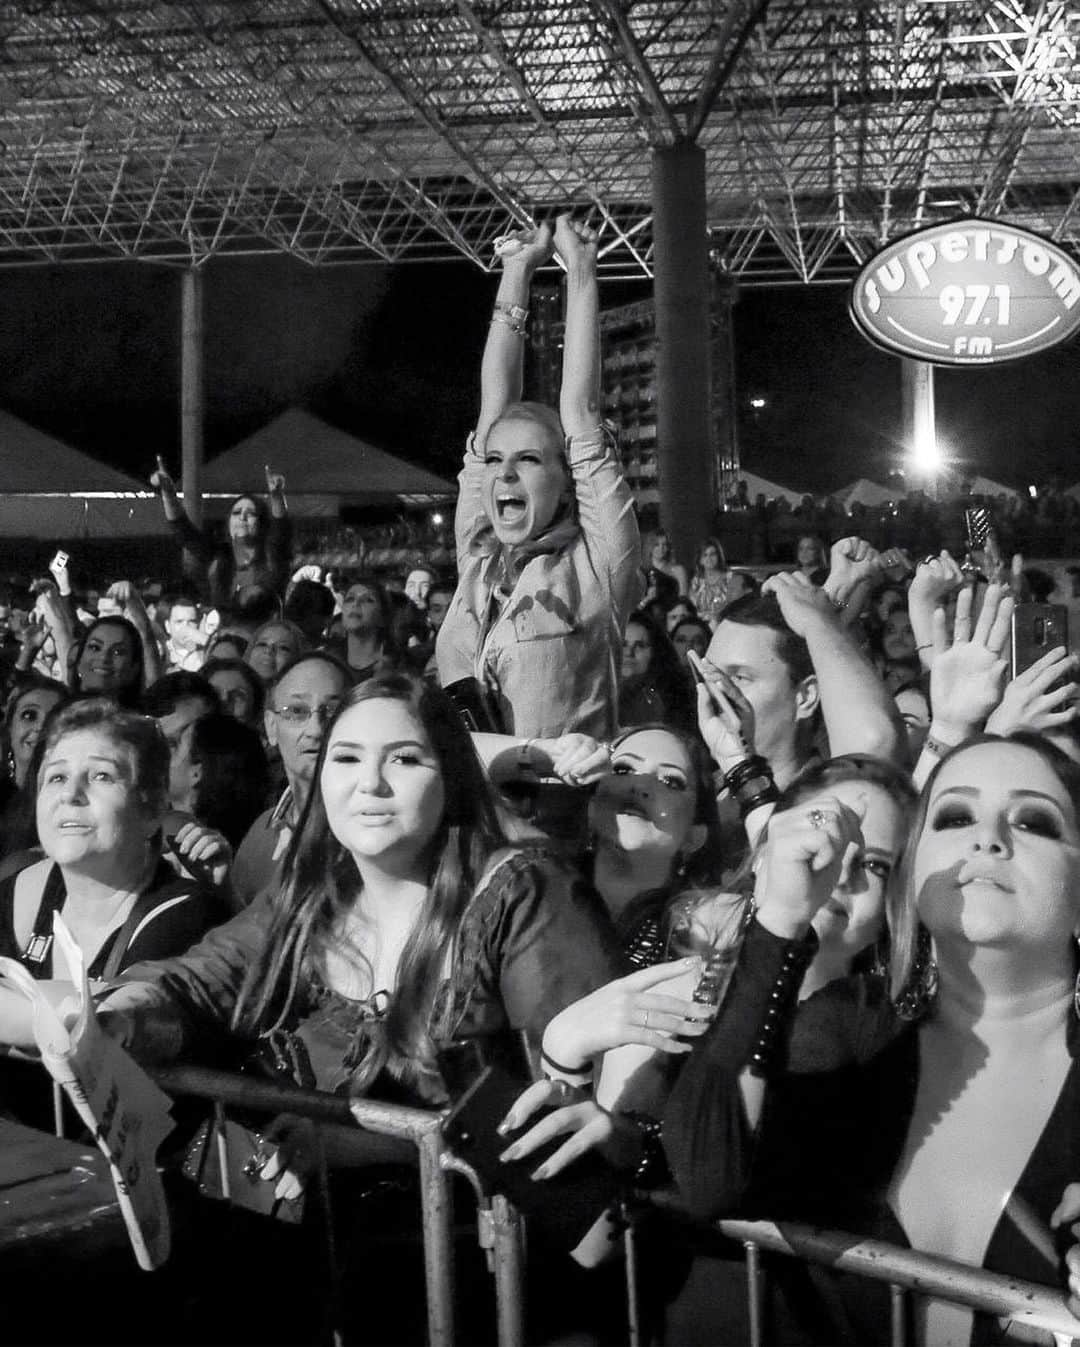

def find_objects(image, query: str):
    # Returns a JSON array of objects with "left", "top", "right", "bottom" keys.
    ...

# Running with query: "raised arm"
[
  {"left": 477, "top": 223, "right": 554, "bottom": 447},
  {"left": 765, "top": 571, "right": 905, "bottom": 765},
  {"left": 453, "top": 224, "right": 555, "bottom": 567},
  {"left": 150, "top": 457, "right": 213, "bottom": 594},
  {"left": 553, "top": 215, "right": 600, "bottom": 438},
  {"left": 551, "top": 215, "right": 641, "bottom": 622},
  {"left": 106, "top": 581, "right": 163, "bottom": 688}
]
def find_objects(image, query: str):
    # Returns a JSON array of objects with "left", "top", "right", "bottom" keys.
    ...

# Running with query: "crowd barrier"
[
  {"left": 44, "top": 1061, "right": 1080, "bottom": 1347},
  {"left": 642, "top": 1191, "right": 1080, "bottom": 1347},
  {"left": 50, "top": 1065, "right": 526, "bottom": 1347}
]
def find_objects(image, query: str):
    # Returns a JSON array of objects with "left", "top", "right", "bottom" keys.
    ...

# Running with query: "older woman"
[
  {"left": 0, "top": 699, "right": 224, "bottom": 982},
  {"left": 0, "top": 699, "right": 225, "bottom": 1128},
  {"left": 244, "top": 618, "right": 308, "bottom": 686},
  {"left": 436, "top": 214, "right": 640, "bottom": 740},
  {"left": 663, "top": 733, "right": 1080, "bottom": 1346}
]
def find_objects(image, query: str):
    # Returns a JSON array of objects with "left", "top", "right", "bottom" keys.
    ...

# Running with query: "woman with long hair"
[
  {"left": 689, "top": 537, "right": 729, "bottom": 626},
  {"left": 618, "top": 608, "right": 697, "bottom": 736},
  {"left": 96, "top": 671, "right": 622, "bottom": 1106},
  {"left": 149, "top": 461, "right": 292, "bottom": 610},
  {"left": 435, "top": 213, "right": 641, "bottom": 740},
  {"left": 663, "top": 733, "right": 1080, "bottom": 1345}
]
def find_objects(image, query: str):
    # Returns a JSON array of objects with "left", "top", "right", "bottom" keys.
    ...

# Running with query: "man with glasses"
[{"left": 230, "top": 651, "right": 353, "bottom": 909}]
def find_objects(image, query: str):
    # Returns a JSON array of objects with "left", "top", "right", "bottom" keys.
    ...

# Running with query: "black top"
[
  {"left": 662, "top": 920, "right": 1080, "bottom": 1346},
  {"left": 0, "top": 858, "right": 225, "bottom": 981}
]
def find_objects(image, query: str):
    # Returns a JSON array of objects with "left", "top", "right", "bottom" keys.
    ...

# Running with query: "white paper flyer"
[{"left": 0, "top": 913, "right": 174, "bottom": 1269}]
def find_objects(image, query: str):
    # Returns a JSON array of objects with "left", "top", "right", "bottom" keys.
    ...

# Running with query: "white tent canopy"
[
  {"left": 0, "top": 408, "right": 164, "bottom": 538},
  {"left": 201, "top": 409, "right": 453, "bottom": 514},
  {"left": 832, "top": 478, "right": 906, "bottom": 511},
  {"left": 729, "top": 470, "right": 804, "bottom": 508}
]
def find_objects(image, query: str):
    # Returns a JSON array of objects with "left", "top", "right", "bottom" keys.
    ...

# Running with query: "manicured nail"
[
  {"left": 496, "top": 1119, "right": 513, "bottom": 1135},
  {"left": 531, "top": 1164, "right": 552, "bottom": 1181},
  {"left": 500, "top": 1145, "right": 520, "bottom": 1163}
]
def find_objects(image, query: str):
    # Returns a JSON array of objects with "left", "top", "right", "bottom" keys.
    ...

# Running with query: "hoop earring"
[{"left": 895, "top": 926, "right": 938, "bottom": 1022}]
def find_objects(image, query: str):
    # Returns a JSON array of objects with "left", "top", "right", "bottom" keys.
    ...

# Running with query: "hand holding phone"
[
  {"left": 687, "top": 649, "right": 756, "bottom": 771},
  {"left": 442, "top": 1064, "right": 618, "bottom": 1249}
]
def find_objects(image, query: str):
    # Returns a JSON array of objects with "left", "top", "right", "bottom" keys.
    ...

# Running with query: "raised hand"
[
  {"left": 761, "top": 569, "right": 838, "bottom": 638},
  {"left": 754, "top": 795, "right": 865, "bottom": 939},
  {"left": 493, "top": 220, "right": 554, "bottom": 272},
  {"left": 149, "top": 455, "right": 176, "bottom": 494},
  {"left": 106, "top": 579, "right": 150, "bottom": 628},
  {"left": 908, "top": 550, "right": 966, "bottom": 669},
  {"left": 540, "top": 957, "right": 710, "bottom": 1071},
  {"left": 552, "top": 213, "right": 599, "bottom": 273},
  {"left": 689, "top": 649, "right": 756, "bottom": 773},
  {"left": 827, "top": 536, "right": 880, "bottom": 593},
  {"left": 985, "top": 645, "right": 1078, "bottom": 736},
  {"left": 926, "top": 582, "right": 1013, "bottom": 742},
  {"left": 265, "top": 464, "right": 286, "bottom": 496}
]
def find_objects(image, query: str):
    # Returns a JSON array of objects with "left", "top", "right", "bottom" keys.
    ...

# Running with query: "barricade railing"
[
  {"left": 644, "top": 1190, "right": 1080, "bottom": 1347},
  {"left": 145, "top": 1064, "right": 527, "bottom": 1347}
]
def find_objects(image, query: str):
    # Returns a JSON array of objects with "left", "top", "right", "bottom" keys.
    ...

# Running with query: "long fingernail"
[
  {"left": 531, "top": 1164, "right": 551, "bottom": 1181},
  {"left": 497, "top": 1118, "right": 515, "bottom": 1135},
  {"left": 500, "top": 1145, "right": 520, "bottom": 1163}
]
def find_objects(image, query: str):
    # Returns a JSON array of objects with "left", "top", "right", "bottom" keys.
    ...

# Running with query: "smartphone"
[
  {"left": 442, "top": 677, "right": 503, "bottom": 734},
  {"left": 1010, "top": 603, "right": 1069, "bottom": 678},
  {"left": 51, "top": 550, "right": 68, "bottom": 571},
  {"left": 442, "top": 1063, "right": 618, "bottom": 1249}
]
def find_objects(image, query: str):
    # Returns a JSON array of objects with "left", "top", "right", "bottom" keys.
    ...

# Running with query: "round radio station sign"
[{"left": 849, "top": 218, "right": 1080, "bottom": 366}]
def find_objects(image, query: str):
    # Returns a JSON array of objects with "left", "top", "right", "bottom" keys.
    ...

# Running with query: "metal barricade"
[
  {"left": 639, "top": 1191, "right": 1080, "bottom": 1347},
  {"left": 149, "top": 1064, "right": 527, "bottom": 1347}
]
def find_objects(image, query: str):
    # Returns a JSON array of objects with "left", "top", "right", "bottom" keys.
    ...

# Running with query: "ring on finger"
[
  {"left": 642, "top": 1009, "right": 650, "bottom": 1029},
  {"left": 808, "top": 808, "right": 829, "bottom": 830}
]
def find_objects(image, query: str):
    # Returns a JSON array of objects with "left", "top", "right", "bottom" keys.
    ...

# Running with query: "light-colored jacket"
[{"left": 436, "top": 425, "right": 641, "bottom": 739}]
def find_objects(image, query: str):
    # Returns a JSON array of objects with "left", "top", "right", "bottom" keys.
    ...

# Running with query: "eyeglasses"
[{"left": 272, "top": 700, "right": 341, "bottom": 726}]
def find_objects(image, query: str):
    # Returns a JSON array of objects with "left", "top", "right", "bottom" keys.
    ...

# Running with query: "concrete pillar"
[
  {"left": 651, "top": 142, "right": 714, "bottom": 564},
  {"left": 902, "top": 357, "right": 938, "bottom": 494},
  {"left": 181, "top": 267, "right": 205, "bottom": 528}
]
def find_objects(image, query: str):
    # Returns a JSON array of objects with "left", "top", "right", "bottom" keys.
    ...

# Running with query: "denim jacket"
[{"left": 436, "top": 425, "right": 641, "bottom": 740}]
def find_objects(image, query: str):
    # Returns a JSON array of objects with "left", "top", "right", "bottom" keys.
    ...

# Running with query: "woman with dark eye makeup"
[{"left": 663, "top": 732, "right": 1080, "bottom": 1347}]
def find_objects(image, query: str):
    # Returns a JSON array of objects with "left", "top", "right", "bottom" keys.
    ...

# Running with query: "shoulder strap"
[
  {"left": 98, "top": 864, "right": 195, "bottom": 982},
  {"left": 21, "top": 863, "right": 66, "bottom": 973}
]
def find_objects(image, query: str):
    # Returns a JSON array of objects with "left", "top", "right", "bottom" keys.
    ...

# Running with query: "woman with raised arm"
[
  {"left": 149, "top": 459, "right": 293, "bottom": 611},
  {"left": 435, "top": 214, "right": 641, "bottom": 740},
  {"left": 663, "top": 732, "right": 1080, "bottom": 1346}
]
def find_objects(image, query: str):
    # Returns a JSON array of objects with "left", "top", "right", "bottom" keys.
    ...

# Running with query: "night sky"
[{"left": 1, "top": 254, "right": 1079, "bottom": 492}]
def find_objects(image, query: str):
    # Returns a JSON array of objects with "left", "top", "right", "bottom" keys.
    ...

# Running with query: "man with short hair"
[
  {"left": 703, "top": 574, "right": 903, "bottom": 792},
  {"left": 161, "top": 594, "right": 206, "bottom": 672}
]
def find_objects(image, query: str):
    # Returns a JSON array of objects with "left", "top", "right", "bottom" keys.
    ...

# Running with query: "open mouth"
[{"left": 495, "top": 495, "right": 527, "bottom": 525}]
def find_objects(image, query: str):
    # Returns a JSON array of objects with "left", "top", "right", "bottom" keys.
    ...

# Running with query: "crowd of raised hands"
[{"left": 1, "top": 211, "right": 1079, "bottom": 1347}]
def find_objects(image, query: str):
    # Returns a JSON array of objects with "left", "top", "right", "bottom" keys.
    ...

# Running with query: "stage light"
[
  {"left": 910, "top": 428, "right": 943, "bottom": 474},
  {"left": 431, "top": 512, "right": 444, "bottom": 526}
]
